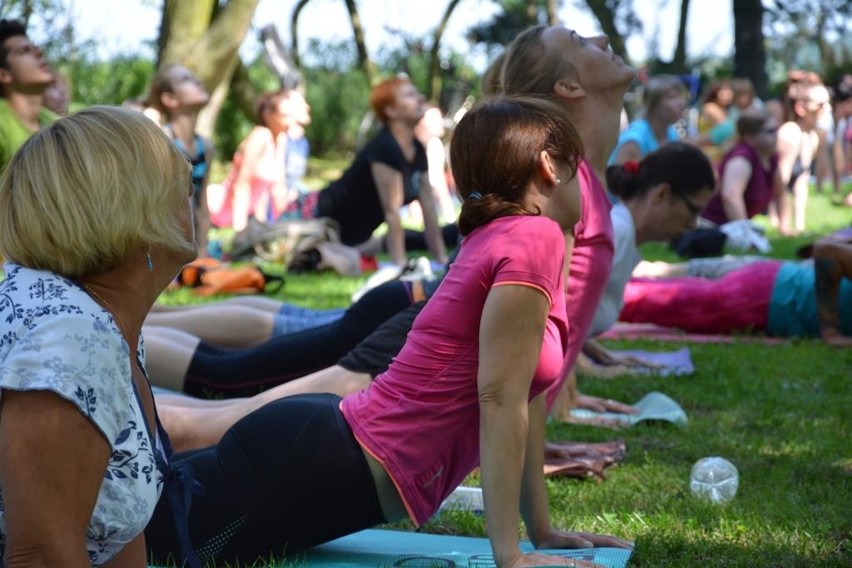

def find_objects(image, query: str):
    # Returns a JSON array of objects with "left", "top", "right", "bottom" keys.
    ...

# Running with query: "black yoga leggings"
[
  {"left": 338, "top": 301, "right": 426, "bottom": 378},
  {"left": 182, "top": 280, "right": 414, "bottom": 398},
  {"left": 399, "top": 224, "right": 460, "bottom": 253},
  {"left": 145, "top": 393, "right": 386, "bottom": 566}
]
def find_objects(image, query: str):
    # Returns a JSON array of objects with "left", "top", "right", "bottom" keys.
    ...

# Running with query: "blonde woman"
[{"left": 0, "top": 107, "right": 198, "bottom": 566}]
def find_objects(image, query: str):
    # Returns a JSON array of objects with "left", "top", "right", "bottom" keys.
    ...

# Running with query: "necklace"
[{"left": 82, "top": 283, "right": 130, "bottom": 339}]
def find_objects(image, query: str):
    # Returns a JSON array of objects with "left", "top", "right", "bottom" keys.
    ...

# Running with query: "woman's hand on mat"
[
  {"left": 583, "top": 339, "right": 660, "bottom": 369},
  {"left": 575, "top": 393, "right": 639, "bottom": 415},
  {"left": 503, "top": 551, "right": 604, "bottom": 567},
  {"left": 536, "top": 530, "right": 633, "bottom": 550}
]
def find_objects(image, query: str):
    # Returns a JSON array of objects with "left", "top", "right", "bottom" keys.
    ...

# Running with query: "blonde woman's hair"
[
  {"left": 502, "top": 25, "right": 577, "bottom": 98},
  {"left": 643, "top": 74, "right": 685, "bottom": 115},
  {"left": 0, "top": 105, "right": 195, "bottom": 277}
]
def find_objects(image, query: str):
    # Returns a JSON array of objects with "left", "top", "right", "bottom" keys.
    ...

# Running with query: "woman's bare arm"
[{"left": 0, "top": 390, "right": 111, "bottom": 567}]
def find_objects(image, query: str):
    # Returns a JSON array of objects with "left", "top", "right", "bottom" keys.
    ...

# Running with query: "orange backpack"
[{"left": 177, "top": 259, "right": 284, "bottom": 296}]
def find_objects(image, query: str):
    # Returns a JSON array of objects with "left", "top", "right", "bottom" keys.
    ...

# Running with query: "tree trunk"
[
  {"left": 343, "top": 0, "right": 376, "bottom": 84},
  {"left": 182, "top": 0, "right": 260, "bottom": 88},
  {"left": 670, "top": 0, "right": 690, "bottom": 73},
  {"left": 290, "top": 0, "right": 313, "bottom": 71},
  {"left": 158, "top": 0, "right": 217, "bottom": 66},
  {"left": 733, "top": 0, "right": 768, "bottom": 100},
  {"left": 156, "top": 0, "right": 260, "bottom": 136},
  {"left": 583, "top": 0, "right": 632, "bottom": 66},
  {"left": 197, "top": 53, "right": 240, "bottom": 139},
  {"left": 426, "top": 0, "right": 463, "bottom": 102}
]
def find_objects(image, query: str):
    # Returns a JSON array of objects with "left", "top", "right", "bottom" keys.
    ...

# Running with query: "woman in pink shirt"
[
  {"left": 146, "top": 97, "right": 631, "bottom": 567},
  {"left": 500, "top": 24, "right": 640, "bottom": 417}
]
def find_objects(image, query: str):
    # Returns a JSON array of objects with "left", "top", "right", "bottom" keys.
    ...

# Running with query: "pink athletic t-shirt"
[
  {"left": 341, "top": 215, "right": 568, "bottom": 526},
  {"left": 545, "top": 160, "right": 614, "bottom": 408}
]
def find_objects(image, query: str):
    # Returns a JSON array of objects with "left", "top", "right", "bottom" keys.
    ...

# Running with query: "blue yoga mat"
[{"left": 296, "top": 528, "right": 633, "bottom": 567}]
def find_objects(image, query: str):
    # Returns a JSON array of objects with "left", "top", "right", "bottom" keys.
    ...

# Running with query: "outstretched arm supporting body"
[{"left": 813, "top": 238, "right": 852, "bottom": 346}]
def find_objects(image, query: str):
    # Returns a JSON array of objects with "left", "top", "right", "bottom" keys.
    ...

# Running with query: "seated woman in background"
[
  {"left": 293, "top": 76, "right": 454, "bottom": 266},
  {"left": 620, "top": 237, "right": 852, "bottom": 345},
  {"left": 608, "top": 74, "right": 686, "bottom": 165},
  {"left": 701, "top": 77, "right": 763, "bottom": 150},
  {"left": 695, "top": 79, "right": 733, "bottom": 163},
  {"left": 0, "top": 106, "right": 199, "bottom": 566},
  {"left": 698, "top": 79, "right": 733, "bottom": 134},
  {"left": 699, "top": 108, "right": 790, "bottom": 233},
  {"left": 210, "top": 89, "right": 297, "bottom": 231},
  {"left": 146, "top": 96, "right": 630, "bottom": 567}
]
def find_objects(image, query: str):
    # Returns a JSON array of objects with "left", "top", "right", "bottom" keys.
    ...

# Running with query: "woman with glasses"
[
  {"left": 579, "top": 142, "right": 716, "bottom": 365},
  {"left": 699, "top": 108, "right": 791, "bottom": 233}
]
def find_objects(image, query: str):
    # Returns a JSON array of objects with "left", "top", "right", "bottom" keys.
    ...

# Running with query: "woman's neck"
[
  {"left": 387, "top": 121, "right": 416, "bottom": 158},
  {"left": 564, "top": 96, "right": 623, "bottom": 179},
  {"left": 647, "top": 114, "right": 671, "bottom": 143},
  {"left": 167, "top": 112, "right": 199, "bottom": 149},
  {"left": 623, "top": 199, "right": 649, "bottom": 246}
]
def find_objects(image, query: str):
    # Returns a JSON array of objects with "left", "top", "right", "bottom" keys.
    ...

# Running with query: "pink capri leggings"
[{"left": 619, "top": 261, "right": 783, "bottom": 334}]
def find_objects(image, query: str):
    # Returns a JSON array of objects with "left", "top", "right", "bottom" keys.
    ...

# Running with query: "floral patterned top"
[{"left": 0, "top": 263, "right": 167, "bottom": 566}]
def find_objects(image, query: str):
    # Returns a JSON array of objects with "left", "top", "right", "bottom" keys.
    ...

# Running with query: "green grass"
[{"left": 160, "top": 186, "right": 851, "bottom": 567}]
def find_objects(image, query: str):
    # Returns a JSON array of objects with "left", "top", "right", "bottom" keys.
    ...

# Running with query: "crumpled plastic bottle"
[{"left": 689, "top": 456, "right": 739, "bottom": 503}]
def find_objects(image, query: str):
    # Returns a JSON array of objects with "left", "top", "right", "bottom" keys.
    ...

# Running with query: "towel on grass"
[{"left": 570, "top": 391, "right": 687, "bottom": 426}]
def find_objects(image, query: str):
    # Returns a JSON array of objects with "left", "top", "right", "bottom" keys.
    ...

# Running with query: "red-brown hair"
[
  {"left": 369, "top": 76, "right": 410, "bottom": 124},
  {"left": 450, "top": 96, "right": 582, "bottom": 236},
  {"left": 255, "top": 89, "right": 292, "bottom": 126}
]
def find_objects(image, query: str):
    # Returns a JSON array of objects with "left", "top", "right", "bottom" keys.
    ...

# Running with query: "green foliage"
[
  {"left": 300, "top": 39, "right": 371, "bottom": 156},
  {"left": 61, "top": 55, "right": 155, "bottom": 110},
  {"left": 466, "top": 0, "right": 550, "bottom": 49}
]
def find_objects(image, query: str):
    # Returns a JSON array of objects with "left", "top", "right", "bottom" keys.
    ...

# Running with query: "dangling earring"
[{"left": 146, "top": 249, "right": 154, "bottom": 272}]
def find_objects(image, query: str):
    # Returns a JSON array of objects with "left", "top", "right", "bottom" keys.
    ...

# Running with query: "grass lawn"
[{"left": 160, "top": 185, "right": 851, "bottom": 567}]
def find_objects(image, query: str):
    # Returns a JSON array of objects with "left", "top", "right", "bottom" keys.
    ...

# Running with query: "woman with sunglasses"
[{"left": 580, "top": 142, "right": 716, "bottom": 364}]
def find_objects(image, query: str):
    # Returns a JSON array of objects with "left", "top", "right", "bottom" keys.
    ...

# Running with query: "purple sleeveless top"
[{"left": 701, "top": 142, "right": 778, "bottom": 225}]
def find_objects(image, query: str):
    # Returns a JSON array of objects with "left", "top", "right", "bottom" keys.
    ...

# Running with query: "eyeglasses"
[{"left": 675, "top": 192, "right": 703, "bottom": 217}]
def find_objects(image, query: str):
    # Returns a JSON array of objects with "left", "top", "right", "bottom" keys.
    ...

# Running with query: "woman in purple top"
[{"left": 700, "top": 108, "right": 790, "bottom": 232}]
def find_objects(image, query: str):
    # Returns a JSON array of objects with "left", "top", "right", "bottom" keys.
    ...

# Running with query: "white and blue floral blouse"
[{"left": 0, "top": 263, "right": 167, "bottom": 566}]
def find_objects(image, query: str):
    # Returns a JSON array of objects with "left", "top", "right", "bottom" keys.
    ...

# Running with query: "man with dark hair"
[{"left": 0, "top": 19, "right": 56, "bottom": 170}]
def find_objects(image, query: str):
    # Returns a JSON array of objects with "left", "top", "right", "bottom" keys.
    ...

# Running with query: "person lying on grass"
[{"left": 619, "top": 236, "right": 852, "bottom": 346}]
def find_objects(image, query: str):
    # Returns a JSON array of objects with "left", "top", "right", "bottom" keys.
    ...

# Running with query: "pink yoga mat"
[{"left": 599, "top": 322, "right": 788, "bottom": 344}]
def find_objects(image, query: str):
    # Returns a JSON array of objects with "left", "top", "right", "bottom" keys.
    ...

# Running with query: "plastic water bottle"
[{"left": 689, "top": 457, "right": 739, "bottom": 503}]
